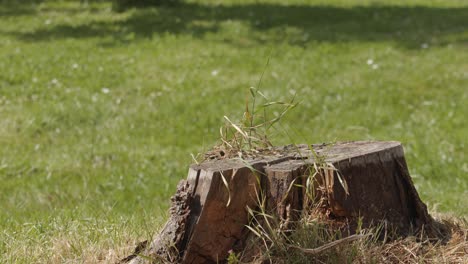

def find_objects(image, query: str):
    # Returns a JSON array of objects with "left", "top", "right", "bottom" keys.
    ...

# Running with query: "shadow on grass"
[
  {"left": 2, "top": 2, "right": 468, "bottom": 48},
  {"left": 0, "top": 0, "right": 44, "bottom": 16}
]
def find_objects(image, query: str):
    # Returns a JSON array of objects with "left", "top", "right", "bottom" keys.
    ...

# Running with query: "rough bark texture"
[{"left": 121, "top": 141, "right": 435, "bottom": 264}]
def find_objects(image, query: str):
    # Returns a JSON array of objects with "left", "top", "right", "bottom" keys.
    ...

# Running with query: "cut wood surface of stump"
[{"left": 123, "top": 141, "right": 437, "bottom": 264}]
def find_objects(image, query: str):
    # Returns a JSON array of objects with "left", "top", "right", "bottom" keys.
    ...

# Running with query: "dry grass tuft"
[
  {"left": 354, "top": 215, "right": 467, "bottom": 263},
  {"left": 239, "top": 213, "right": 467, "bottom": 264},
  {"left": 199, "top": 85, "right": 298, "bottom": 163}
]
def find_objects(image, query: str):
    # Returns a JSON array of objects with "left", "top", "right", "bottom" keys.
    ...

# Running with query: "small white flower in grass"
[
  {"left": 101, "top": 87, "right": 110, "bottom": 94},
  {"left": 211, "top": 69, "right": 219, "bottom": 76},
  {"left": 34, "top": 144, "right": 40, "bottom": 151},
  {"left": 44, "top": 19, "right": 52, "bottom": 25},
  {"left": 367, "top": 59, "right": 374, "bottom": 65},
  {"left": 32, "top": 77, "right": 38, "bottom": 83},
  {"left": 150, "top": 92, "right": 163, "bottom": 98},
  {"left": 372, "top": 64, "right": 379, "bottom": 70},
  {"left": 51, "top": 78, "right": 59, "bottom": 85},
  {"left": 421, "top": 43, "right": 429, "bottom": 49},
  {"left": 72, "top": 63, "right": 79, "bottom": 69}
]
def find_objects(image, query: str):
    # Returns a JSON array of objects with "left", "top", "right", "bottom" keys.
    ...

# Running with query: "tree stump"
[{"left": 122, "top": 141, "right": 435, "bottom": 264}]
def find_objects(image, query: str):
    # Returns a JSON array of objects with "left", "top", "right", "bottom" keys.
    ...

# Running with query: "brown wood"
[{"left": 122, "top": 141, "right": 435, "bottom": 264}]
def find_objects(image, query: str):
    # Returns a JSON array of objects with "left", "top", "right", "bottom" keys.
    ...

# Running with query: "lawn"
[{"left": 0, "top": 0, "right": 467, "bottom": 262}]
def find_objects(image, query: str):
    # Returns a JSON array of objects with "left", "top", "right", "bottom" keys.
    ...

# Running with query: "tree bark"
[{"left": 122, "top": 141, "right": 435, "bottom": 264}]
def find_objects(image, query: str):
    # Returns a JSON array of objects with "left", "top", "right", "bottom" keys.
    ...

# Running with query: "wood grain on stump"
[{"left": 123, "top": 141, "right": 435, "bottom": 264}]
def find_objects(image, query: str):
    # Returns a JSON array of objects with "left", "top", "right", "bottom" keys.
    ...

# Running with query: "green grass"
[{"left": 0, "top": 0, "right": 467, "bottom": 262}]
